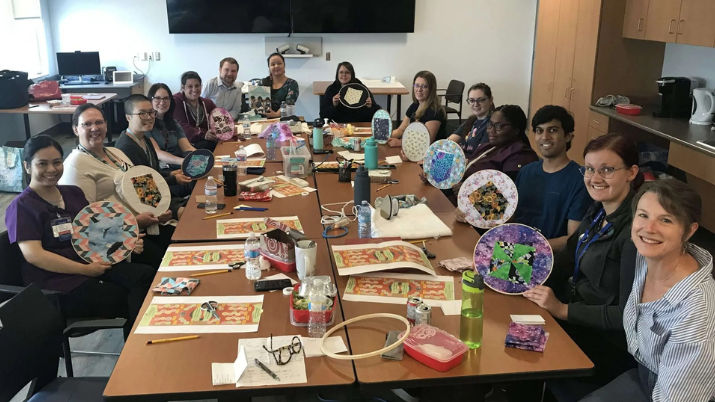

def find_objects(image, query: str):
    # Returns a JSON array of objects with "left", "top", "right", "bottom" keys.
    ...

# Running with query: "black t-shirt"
[{"left": 405, "top": 102, "right": 447, "bottom": 141}]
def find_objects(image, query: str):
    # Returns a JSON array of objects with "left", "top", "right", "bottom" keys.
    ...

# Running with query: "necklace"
[
  {"left": 77, "top": 144, "right": 128, "bottom": 172},
  {"left": 188, "top": 101, "right": 204, "bottom": 127},
  {"left": 647, "top": 254, "right": 683, "bottom": 284},
  {"left": 126, "top": 129, "right": 154, "bottom": 165}
]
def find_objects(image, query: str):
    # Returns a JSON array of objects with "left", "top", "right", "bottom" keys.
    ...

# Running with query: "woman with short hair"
[{"left": 173, "top": 71, "right": 218, "bottom": 151}]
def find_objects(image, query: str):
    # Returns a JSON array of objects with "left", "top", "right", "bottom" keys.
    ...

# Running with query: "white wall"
[
  {"left": 662, "top": 43, "right": 715, "bottom": 88},
  {"left": 46, "top": 0, "right": 537, "bottom": 123}
]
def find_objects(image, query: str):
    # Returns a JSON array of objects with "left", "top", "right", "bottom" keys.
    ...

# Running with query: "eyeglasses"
[
  {"left": 413, "top": 84, "right": 429, "bottom": 90},
  {"left": 152, "top": 96, "right": 170, "bottom": 103},
  {"left": 80, "top": 120, "right": 106, "bottom": 128},
  {"left": 262, "top": 334, "right": 302, "bottom": 365},
  {"left": 579, "top": 166, "right": 627, "bottom": 179},
  {"left": 130, "top": 111, "right": 156, "bottom": 119},
  {"left": 466, "top": 97, "right": 489, "bottom": 105},
  {"left": 486, "top": 122, "right": 512, "bottom": 132}
]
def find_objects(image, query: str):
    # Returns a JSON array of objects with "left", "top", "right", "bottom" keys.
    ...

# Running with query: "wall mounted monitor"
[
  {"left": 166, "top": 0, "right": 291, "bottom": 33},
  {"left": 291, "top": 0, "right": 416, "bottom": 33}
]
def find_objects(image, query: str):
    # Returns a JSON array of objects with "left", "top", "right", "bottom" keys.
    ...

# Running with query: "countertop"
[{"left": 590, "top": 106, "right": 715, "bottom": 157}]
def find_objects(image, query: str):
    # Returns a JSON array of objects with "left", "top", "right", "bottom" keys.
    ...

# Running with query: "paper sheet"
[
  {"left": 385, "top": 155, "right": 403, "bottom": 164},
  {"left": 331, "top": 240, "right": 436, "bottom": 276},
  {"left": 216, "top": 216, "right": 303, "bottom": 239},
  {"left": 337, "top": 150, "right": 366, "bottom": 161},
  {"left": 270, "top": 176, "right": 317, "bottom": 198},
  {"left": 301, "top": 336, "right": 348, "bottom": 357},
  {"left": 237, "top": 336, "right": 307, "bottom": 388},
  {"left": 511, "top": 315, "right": 546, "bottom": 325},
  {"left": 159, "top": 244, "right": 245, "bottom": 271},
  {"left": 212, "top": 346, "right": 248, "bottom": 385},
  {"left": 360, "top": 79, "right": 406, "bottom": 89},
  {"left": 342, "top": 273, "right": 455, "bottom": 306},
  {"left": 440, "top": 300, "right": 462, "bottom": 316}
]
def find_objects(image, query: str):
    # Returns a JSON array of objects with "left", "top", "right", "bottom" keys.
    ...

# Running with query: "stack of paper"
[{"left": 510, "top": 315, "right": 546, "bottom": 325}]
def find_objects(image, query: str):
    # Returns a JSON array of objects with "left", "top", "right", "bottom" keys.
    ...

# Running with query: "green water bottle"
[{"left": 460, "top": 270, "right": 484, "bottom": 349}]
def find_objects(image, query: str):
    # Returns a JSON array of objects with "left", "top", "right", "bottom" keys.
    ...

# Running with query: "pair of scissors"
[{"left": 201, "top": 300, "right": 220, "bottom": 321}]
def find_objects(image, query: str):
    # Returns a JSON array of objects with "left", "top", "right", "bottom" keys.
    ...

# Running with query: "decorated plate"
[
  {"left": 401, "top": 122, "right": 431, "bottom": 162},
  {"left": 371, "top": 109, "right": 392, "bottom": 144},
  {"left": 72, "top": 201, "right": 139, "bottom": 264},
  {"left": 473, "top": 223, "right": 553, "bottom": 294},
  {"left": 181, "top": 149, "right": 215, "bottom": 180},
  {"left": 423, "top": 139, "right": 466, "bottom": 189},
  {"left": 209, "top": 108, "right": 235, "bottom": 141},
  {"left": 339, "top": 82, "right": 370, "bottom": 109},
  {"left": 117, "top": 165, "right": 171, "bottom": 216},
  {"left": 457, "top": 169, "right": 517, "bottom": 228}
]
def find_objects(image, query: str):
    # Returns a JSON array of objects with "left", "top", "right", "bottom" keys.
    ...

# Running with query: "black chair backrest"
[
  {"left": 445, "top": 80, "right": 465, "bottom": 104},
  {"left": 0, "top": 284, "right": 63, "bottom": 400},
  {"left": 0, "top": 230, "right": 24, "bottom": 287}
]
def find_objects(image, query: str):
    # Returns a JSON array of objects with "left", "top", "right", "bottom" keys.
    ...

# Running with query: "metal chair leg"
[{"left": 62, "top": 338, "right": 74, "bottom": 377}]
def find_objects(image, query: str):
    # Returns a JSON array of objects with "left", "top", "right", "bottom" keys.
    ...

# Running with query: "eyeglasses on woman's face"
[
  {"left": 79, "top": 120, "right": 106, "bottom": 129},
  {"left": 466, "top": 97, "right": 489, "bottom": 105},
  {"left": 152, "top": 96, "right": 170, "bottom": 104},
  {"left": 413, "top": 84, "right": 429, "bottom": 90},
  {"left": 579, "top": 165, "right": 627, "bottom": 179},
  {"left": 486, "top": 122, "right": 512, "bottom": 132},
  {"left": 129, "top": 110, "right": 156, "bottom": 119}
]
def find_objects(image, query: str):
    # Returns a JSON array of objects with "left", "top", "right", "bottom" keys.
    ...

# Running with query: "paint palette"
[
  {"left": 473, "top": 223, "right": 553, "bottom": 295},
  {"left": 339, "top": 82, "right": 369, "bottom": 109},
  {"left": 423, "top": 139, "right": 466, "bottom": 189},
  {"left": 182, "top": 149, "right": 215, "bottom": 180},
  {"left": 457, "top": 169, "right": 517, "bottom": 228},
  {"left": 371, "top": 109, "right": 392, "bottom": 144},
  {"left": 209, "top": 108, "right": 235, "bottom": 141},
  {"left": 118, "top": 165, "right": 171, "bottom": 216},
  {"left": 401, "top": 122, "right": 431, "bottom": 162},
  {"left": 71, "top": 201, "right": 139, "bottom": 264}
]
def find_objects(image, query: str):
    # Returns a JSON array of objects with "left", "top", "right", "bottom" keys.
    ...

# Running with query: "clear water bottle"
[
  {"left": 358, "top": 200, "right": 371, "bottom": 238},
  {"left": 308, "top": 278, "right": 327, "bottom": 338},
  {"left": 236, "top": 146, "right": 247, "bottom": 177},
  {"left": 204, "top": 176, "right": 218, "bottom": 214},
  {"left": 280, "top": 101, "right": 287, "bottom": 118},
  {"left": 244, "top": 231, "right": 261, "bottom": 281},
  {"left": 242, "top": 115, "right": 251, "bottom": 140},
  {"left": 266, "top": 132, "right": 276, "bottom": 160}
]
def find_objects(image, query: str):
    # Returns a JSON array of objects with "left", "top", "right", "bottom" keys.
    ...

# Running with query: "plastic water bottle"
[
  {"left": 244, "top": 232, "right": 261, "bottom": 281},
  {"left": 204, "top": 176, "right": 218, "bottom": 214},
  {"left": 308, "top": 279, "right": 327, "bottom": 338},
  {"left": 460, "top": 271, "right": 484, "bottom": 349},
  {"left": 242, "top": 115, "right": 251, "bottom": 140},
  {"left": 280, "top": 101, "right": 287, "bottom": 118},
  {"left": 358, "top": 200, "right": 371, "bottom": 238},
  {"left": 266, "top": 132, "right": 276, "bottom": 160},
  {"left": 236, "top": 146, "right": 247, "bottom": 177}
]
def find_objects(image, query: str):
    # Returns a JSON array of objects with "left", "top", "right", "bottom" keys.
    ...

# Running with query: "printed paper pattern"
[
  {"left": 401, "top": 122, "right": 431, "bottom": 162},
  {"left": 71, "top": 201, "right": 139, "bottom": 264},
  {"left": 217, "top": 216, "right": 303, "bottom": 239},
  {"left": 159, "top": 244, "right": 246, "bottom": 271},
  {"left": 423, "top": 139, "right": 466, "bottom": 189},
  {"left": 332, "top": 241, "right": 436, "bottom": 276},
  {"left": 343, "top": 273, "right": 454, "bottom": 306}
]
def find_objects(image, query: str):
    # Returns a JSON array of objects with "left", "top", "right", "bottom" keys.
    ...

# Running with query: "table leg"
[
  {"left": 396, "top": 95, "right": 402, "bottom": 121},
  {"left": 23, "top": 114, "right": 31, "bottom": 140},
  {"left": 105, "top": 102, "right": 114, "bottom": 143},
  {"left": 386, "top": 95, "right": 392, "bottom": 118}
]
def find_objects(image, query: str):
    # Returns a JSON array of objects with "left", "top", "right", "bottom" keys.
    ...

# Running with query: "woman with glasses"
[
  {"left": 513, "top": 133, "right": 643, "bottom": 401},
  {"left": 447, "top": 83, "right": 495, "bottom": 153},
  {"left": 173, "top": 71, "right": 218, "bottom": 151},
  {"left": 261, "top": 53, "right": 299, "bottom": 119},
  {"left": 146, "top": 83, "right": 195, "bottom": 169},
  {"left": 319, "top": 61, "right": 380, "bottom": 123},
  {"left": 388, "top": 71, "right": 446, "bottom": 146}
]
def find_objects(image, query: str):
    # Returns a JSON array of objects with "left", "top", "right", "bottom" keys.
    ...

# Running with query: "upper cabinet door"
[
  {"left": 623, "top": 0, "right": 650, "bottom": 39},
  {"left": 676, "top": 0, "right": 715, "bottom": 47},
  {"left": 530, "top": 0, "right": 562, "bottom": 114},
  {"left": 552, "top": 0, "right": 580, "bottom": 109},
  {"left": 644, "top": 0, "right": 682, "bottom": 43}
]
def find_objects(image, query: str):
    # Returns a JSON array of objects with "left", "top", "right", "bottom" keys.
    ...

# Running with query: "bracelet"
[{"left": 320, "top": 313, "right": 410, "bottom": 360}]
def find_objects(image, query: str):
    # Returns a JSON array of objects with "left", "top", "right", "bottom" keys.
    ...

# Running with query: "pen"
[
  {"left": 234, "top": 207, "right": 269, "bottom": 211},
  {"left": 202, "top": 212, "right": 233, "bottom": 220},
  {"left": 146, "top": 335, "right": 199, "bottom": 345},
  {"left": 254, "top": 358, "right": 280, "bottom": 381},
  {"left": 190, "top": 269, "right": 232, "bottom": 277}
]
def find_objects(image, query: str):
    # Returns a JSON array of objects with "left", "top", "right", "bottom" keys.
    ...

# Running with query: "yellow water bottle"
[{"left": 460, "top": 270, "right": 484, "bottom": 349}]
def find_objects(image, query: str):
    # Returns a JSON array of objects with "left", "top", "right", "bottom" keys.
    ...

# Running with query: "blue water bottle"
[
  {"left": 313, "top": 118, "right": 324, "bottom": 151},
  {"left": 364, "top": 137, "right": 378, "bottom": 170}
]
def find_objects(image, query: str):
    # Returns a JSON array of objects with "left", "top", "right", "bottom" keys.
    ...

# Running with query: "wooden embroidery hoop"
[{"left": 320, "top": 313, "right": 410, "bottom": 360}]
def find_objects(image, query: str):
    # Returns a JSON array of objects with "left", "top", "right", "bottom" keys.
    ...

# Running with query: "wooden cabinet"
[
  {"left": 622, "top": 0, "right": 650, "bottom": 39},
  {"left": 676, "top": 0, "right": 715, "bottom": 47},
  {"left": 552, "top": 0, "right": 580, "bottom": 110},
  {"left": 644, "top": 0, "right": 682, "bottom": 43}
]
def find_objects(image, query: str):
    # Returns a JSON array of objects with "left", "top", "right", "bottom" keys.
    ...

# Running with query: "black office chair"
[
  {"left": 0, "top": 230, "right": 125, "bottom": 378},
  {"left": 437, "top": 80, "right": 466, "bottom": 125},
  {"left": 0, "top": 284, "right": 108, "bottom": 402}
]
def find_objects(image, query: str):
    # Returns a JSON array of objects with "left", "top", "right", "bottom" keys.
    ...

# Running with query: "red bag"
[{"left": 28, "top": 80, "right": 61, "bottom": 101}]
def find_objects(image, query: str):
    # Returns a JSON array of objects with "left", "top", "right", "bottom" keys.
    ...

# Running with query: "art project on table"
[
  {"left": 371, "top": 109, "right": 392, "bottom": 143},
  {"left": 118, "top": 166, "right": 171, "bottom": 216},
  {"left": 152, "top": 277, "right": 200, "bottom": 295},
  {"left": 159, "top": 244, "right": 245, "bottom": 271},
  {"left": 71, "top": 201, "right": 139, "bottom": 263},
  {"left": 217, "top": 216, "right": 303, "bottom": 239},
  {"left": 314, "top": 161, "right": 360, "bottom": 170},
  {"left": 215, "top": 157, "right": 266, "bottom": 168},
  {"left": 473, "top": 223, "right": 553, "bottom": 295},
  {"left": 332, "top": 240, "right": 436, "bottom": 276},
  {"left": 135, "top": 295, "right": 264, "bottom": 334},
  {"left": 457, "top": 169, "right": 518, "bottom": 229},
  {"left": 423, "top": 140, "right": 466, "bottom": 189},
  {"left": 505, "top": 322, "right": 549, "bottom": 352},
  {"left": 269, "top": 175, "right": 317, "bottom": 198},
  {"left": 343, "top": 273, "right": 454, "bottom": 306}
]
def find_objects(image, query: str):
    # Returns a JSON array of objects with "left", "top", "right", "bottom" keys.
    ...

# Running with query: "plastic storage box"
[
  {"left": 281, "top": 144, "right": 311, "bottom": 178},
  {"left": 402, "top": 324, "right": 468, "bottom": 372}
]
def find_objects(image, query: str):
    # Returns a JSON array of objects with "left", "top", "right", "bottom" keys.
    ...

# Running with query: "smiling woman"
[{"left": 173, "top": 71, "right": 218, "bottom": 151}]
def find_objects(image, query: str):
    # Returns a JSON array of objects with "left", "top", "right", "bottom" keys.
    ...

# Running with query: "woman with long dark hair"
[
  {"left": 320, "top": 61, "right": 380, "bottom": 122},
  {"left": 261, "top": 53, "right": 299, "bottom": 118},
  {"left": 146, "top": 83, "right": 195, "bottom": 169}
]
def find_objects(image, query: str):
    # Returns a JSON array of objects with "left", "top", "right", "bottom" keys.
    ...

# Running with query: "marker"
[
  {"left": 254, "top": 358, "right": 280, "bottom": 381},
  {"left": 376, "top": 184, "right": 391, "bottom": 192}
]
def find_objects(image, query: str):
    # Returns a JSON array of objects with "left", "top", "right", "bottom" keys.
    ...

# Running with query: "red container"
[
  {"left": 615, "top": 103, "right": 642, "bottom": 116},
  {"left": 289, "top": 284, "right": 337, "bottom": 324},
  {"left": 401, "top": 325, "right": 468, "bottom": 372},
  {"left": 70, "top": 95, "right": 87, "bottom": 106}
]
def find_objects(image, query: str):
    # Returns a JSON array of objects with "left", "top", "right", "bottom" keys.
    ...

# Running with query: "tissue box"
[{"left": 259, "top": 218, "right": 306, "bottom": 272}]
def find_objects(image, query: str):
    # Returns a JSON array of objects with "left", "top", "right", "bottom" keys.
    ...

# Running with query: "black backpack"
[{"left": 0, "top": 70, "right": 32, "bottom": 109}]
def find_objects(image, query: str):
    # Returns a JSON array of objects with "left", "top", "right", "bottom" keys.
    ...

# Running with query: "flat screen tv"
[
  {"left": 166, "top": 0, "right": 291, "bottom": 33},
  {"left": 291, "top": 0, "right": 416, "bottom": 33}
]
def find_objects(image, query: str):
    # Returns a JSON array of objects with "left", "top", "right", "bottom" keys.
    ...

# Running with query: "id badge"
[{"left": 51, "top": 217, "right": 73, "bottom": 241}]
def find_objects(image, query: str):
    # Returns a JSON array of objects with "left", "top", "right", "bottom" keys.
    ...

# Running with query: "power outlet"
[
  {"left": 154, "top": 51, "right": 161, "bottom": 61},
  {"left": 326, "top": 52, "right": 330, "bottom": 61},
  {"left": 141, "top": 52, "right": 148, "bottom": 61}
]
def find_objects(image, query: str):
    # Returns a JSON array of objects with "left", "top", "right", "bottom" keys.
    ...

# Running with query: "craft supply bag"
[
  {"left": 28, "top": 80, "right": 62, "bottom": 101},
  {"left": 0, "top": 146, "right": 26, "bottom": 192}
]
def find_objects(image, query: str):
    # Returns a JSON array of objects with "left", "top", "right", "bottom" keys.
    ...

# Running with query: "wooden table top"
[
  {"left": 0, "top": 93, "right": 117, "bottom": 114},
  {"left": 313, "top": 81, "right": 410, "bottom": 96},
  {"left": 104, "top": 240, "right": 354, "bottom": 401}
]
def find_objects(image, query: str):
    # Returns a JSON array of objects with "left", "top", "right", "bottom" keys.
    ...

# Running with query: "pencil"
[
  {"left": 408, "top": 239, "right": 431, "bottom": 244},
  {"left": 190, "top": 269, "right": 231, "bottom": 277},
  {"left": 202, "top": 212, "right": 233, "bottom": 220},
  {"left": 376, "top": 184, "right": 391, "bottom": 192},
  {"left": 146, "top": 335, "right": 199, "bottom": 345}
]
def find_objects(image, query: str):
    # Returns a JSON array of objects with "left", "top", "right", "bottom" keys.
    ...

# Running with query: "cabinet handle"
[
  {"left": 548, "top": 80, "right": 553, "bottom": 92},
  {"left": 593, "top": 120, "right": 600, "bottom": 124},
  {"left": 637, "top": 18, "right": 643, "bottom": 31},
  {"left": 668, "top": 19, "right": 676, "bottom": 34},
  {"left": 570, "top": 87, "right": 575, "bottom": 99},
  {"left": 677, "top": 20, "right": 684, "bottom": 34},
  {"left": 565, "top": 86, "right": 570, "bottom": 98}
]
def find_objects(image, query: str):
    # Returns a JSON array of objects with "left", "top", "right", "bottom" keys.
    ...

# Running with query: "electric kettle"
[{"left": 691, "top": 88, "right": 715, "bottom": 125}]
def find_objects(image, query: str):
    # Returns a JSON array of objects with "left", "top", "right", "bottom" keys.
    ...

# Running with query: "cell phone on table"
[
  {"left": 377, "top": 164, "right": 396, "bottom": 169},
  {"left": 313, "top": 149, "right": 333, "bottom": 154},
  {"left": 197, "top": 203, "right": 226, "bottom": 209},
  {"left": 254, "top": 279, "right": 293, "bottom": 292}
]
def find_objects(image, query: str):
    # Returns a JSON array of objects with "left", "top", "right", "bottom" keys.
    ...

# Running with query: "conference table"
[
  {"left": 313, "top": 80, "right": 410, "bottom": 122},
  {"left": 104, "top": 131, "right": 593, "bottom": 401}
]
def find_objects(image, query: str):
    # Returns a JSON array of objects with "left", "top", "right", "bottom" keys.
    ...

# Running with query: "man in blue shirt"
[{"left": 513, "top": 105, "right": 592, "bottom": 251}]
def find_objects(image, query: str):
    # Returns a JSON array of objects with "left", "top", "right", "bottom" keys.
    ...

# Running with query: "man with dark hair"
[
  {"left": 513, "top": 105, "right": 592, "bottom": 251},
  {"left": 202, "top": 57, "right": 248, "bottom": 120}
]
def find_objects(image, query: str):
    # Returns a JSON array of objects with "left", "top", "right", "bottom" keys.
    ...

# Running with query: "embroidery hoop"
[
  {"left": 116, "top": 165, "right": 171, "bottom": 216},
  {"left": 181, "top": 149, "right": 215, "bottom": 180},
  {"left": 209, "top": 108, "right": 235, "bottom": 141},
  {"left": 71, "top": 201, "right": 139, "bottom": 264},
  {"left": 320, "top": 313, "right": 410, "bottom": 360},
  {"left": 339, "top": 82, "right": 370, "bottom": 109},
  {"left": 457, "top": 169, "right": 518, "bottom": 228},
  {"left": 371, "top": 109, "right": 392, "bottom": 144},
  {"left": 423, "top": 139, "right": 467, "bottom": 189},
  {"left": 401, "top": 122, "right": 431, "bottom": 162}
]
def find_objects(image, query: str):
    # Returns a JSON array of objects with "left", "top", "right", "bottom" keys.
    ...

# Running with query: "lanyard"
[
  {"left": 127, "top": 129, "right": 154, "bottom": 165},
  {"left": 77, "top": 144, "right": 128, "bottom": 172},
  {"left": 573, "top": 208, "right": 613, "bottom": 286},
  {"left": 466, "top": 114, "right": 490, "bottom": 142}
]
